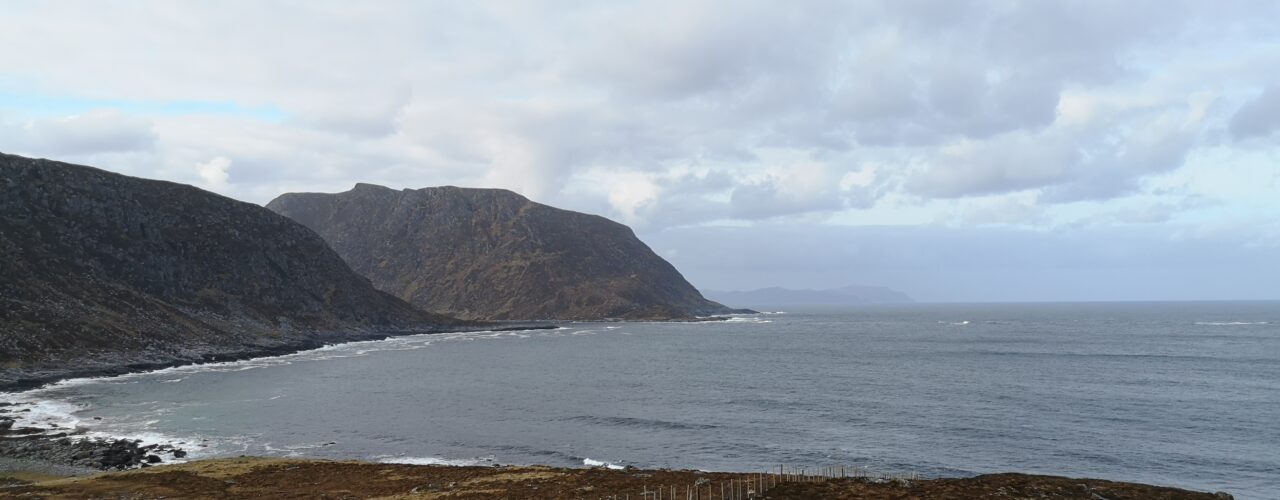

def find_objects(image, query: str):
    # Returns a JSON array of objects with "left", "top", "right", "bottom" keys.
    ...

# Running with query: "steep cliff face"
[
  {"left": 267, "top": 184, "right": 739, "bottom": 320},
  {"left": 0, "top": 153, "right": 461, "bottom": 388}
]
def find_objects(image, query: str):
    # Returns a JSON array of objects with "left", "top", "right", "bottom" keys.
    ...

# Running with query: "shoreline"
[
  {"left": 0, "top": 319, "right": 739, "bottom": 475},
  {"left": 0, "top": 457, "right": 1233, "bottom": 499},
  {"left": 0, "top": 323, "right": 559, "bottom": 394},
  {"left": 0, "top": 323, "right": 560, "bottom": 473},
  {"left": 0, "top": 316, "right": 1247, "bottom": 498},
  {"left": 1, "top": 314, "right": 752, "bottom": 394}
]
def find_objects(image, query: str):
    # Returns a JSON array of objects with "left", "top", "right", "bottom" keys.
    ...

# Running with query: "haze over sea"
[{"left": 4, "top": 302, "right": 1276, "bottom": 498}]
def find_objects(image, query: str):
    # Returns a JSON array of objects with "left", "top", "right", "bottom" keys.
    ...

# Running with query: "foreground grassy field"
[{"left": 0, "top": 457, "right": 1230, "bottom": 499}]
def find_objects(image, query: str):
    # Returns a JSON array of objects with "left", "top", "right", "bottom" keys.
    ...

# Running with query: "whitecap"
[
  {"left": 0, "top": 398, "right": 84, "bottom": 431},
  {"left": 583, "top": 458, "right": 626, "bottom": 470},
  {"left": 724, "top": 316, "right": 771, "bottom": 324},
  {"left": 378, "top": 455, "right": 495, "bottom": 467}
]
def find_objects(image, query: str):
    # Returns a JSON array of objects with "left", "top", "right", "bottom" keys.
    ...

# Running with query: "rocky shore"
[
  {"left": 2, "top": 402, "right": 188, "bottom": 472},
  {"left": 0, "top": 434, "right": 186, "bottom": 471},
  {"left": 0, "top": 457, "right": 1234, "bottom": 499}
]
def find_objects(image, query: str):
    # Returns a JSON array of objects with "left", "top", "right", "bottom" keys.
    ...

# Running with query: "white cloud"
[
  {"left": 196, "top": 156, "right": 231, "bottom": 189},
  {"left": 906, "top": 94, "right": 1209, "bottom": 202},
  {"left": 604, "top": 172, "right": 660, "bottom": 224},
  {"left": 0, "top": 0, "right": 1275, "bottom": 269}
]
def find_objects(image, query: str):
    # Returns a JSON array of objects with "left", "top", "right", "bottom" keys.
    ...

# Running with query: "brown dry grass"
[{"left": 0, "top": 457, "right": 1227, "bottom": 499}]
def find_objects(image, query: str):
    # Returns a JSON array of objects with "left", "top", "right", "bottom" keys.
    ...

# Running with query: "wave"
[
  {"left": 583, "top": 458, "right": 626, "bottom": 470},
  {"left": 378, "top": 455, "right": 497, "bottom": 467},
  {"left": 0, "top": 398, "right": 83, "bottom": 431},
  {"left": 0, "top": 395, "right": 211, "bottom": 463},
  {"left": 1194, "top": 321, "right": 1270, "bottom": 326},
  {"left": 724, "top": 316, "right": 772, "bottom": 324}
]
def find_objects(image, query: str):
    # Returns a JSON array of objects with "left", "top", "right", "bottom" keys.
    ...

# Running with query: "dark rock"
[
  {"left": 0, "top": 152, "right": 466, "bottom": 389},
  {"left": 267, "top": 184, "right": 743, "bottom": 320},
  {"left": 146, "top": 454, "right": 162, "bottom": 463},
  {"left": 172, "top": 449, "right": 187, "bottom": 458}
]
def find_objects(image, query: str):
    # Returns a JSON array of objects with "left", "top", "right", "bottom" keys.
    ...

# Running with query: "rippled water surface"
[{"left": 5, "top": 302, "right": 1278, "bottom": 498}]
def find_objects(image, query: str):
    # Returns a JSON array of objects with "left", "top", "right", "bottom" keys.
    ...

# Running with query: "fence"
[{"left": 592, "top": 465, "right": 922, "bottom": 500}]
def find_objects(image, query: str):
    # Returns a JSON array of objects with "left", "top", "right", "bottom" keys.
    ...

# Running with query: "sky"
[{"left": 1, "top": 1, "right": 1278, "bottom": 302}]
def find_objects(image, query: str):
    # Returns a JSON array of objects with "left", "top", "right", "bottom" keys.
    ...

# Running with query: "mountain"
[
  {"left": 0, "top": 153, "right": 464, "bottom": 389},
  {"left": 703, "top": 285, "right": 914, "bottom": 307},
  {"left": 267, "top": 184, "right": 743, "bottom": 320}
]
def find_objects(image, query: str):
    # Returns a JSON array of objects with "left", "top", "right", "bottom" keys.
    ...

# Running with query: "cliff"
[
  {"left": 267, "top": 184, "right": 742, "bottom": 320},
  {"left": 0, "top": 153, "right": 463, "bottom": 389}
]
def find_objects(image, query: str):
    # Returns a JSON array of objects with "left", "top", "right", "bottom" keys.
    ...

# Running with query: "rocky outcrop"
[
  {"left": 267, "top": 184, "right": 744, "bottom": 320},
  {"left": 0, "top": 153, "right": 464, "bottom": 389}
]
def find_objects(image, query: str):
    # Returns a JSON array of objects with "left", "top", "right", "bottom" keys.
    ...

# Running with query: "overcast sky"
[{"left": 2, "top": 1, "right": 1278, "bottom": 302}]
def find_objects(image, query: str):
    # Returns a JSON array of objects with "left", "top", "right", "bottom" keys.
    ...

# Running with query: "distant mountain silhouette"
[
  {"left": 703, "top": 285, "right": 913, "bottom": 306},
  {"left": 268, "top": 184, "right": 746, "bottom": 320},
  {"left": 0, "top": 153, "right": 462, "bottom": 389}
]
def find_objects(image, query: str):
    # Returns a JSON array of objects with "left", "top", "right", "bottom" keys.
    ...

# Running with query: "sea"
[{"left": 3, "top": 302, "right": 1277, "bottom": 498}]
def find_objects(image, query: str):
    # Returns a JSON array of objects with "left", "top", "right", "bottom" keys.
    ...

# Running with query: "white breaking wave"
[
  {"left": 379, "top": 455, "right": 496, "bottom": 467},
  {"left": 723, "top": 316, "right": 772, "bottom": 324},
  {"left": 1194, "top": 321, "right": 1270, "bottom": 326},
  {"left": 0, "top": 395, "right": 212, "bottom": 464},
  {"left": 0, "top": 398, "right": 83, "bottom": 431},
  {"left": 583, "top": 458, "right": 626, "bottom": 470}
]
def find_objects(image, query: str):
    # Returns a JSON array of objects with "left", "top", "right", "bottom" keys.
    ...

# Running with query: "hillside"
[
  {"left": 267, "top": 184, "right": 742, "bottom": 320},
  {"left": 0, "top": 153, "right": 463, "bottom": 389}
]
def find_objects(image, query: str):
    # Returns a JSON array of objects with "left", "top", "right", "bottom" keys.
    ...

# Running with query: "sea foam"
[
  {"left": 378, "top": 456, "right": 496, "bottom": 467},
  {"left": 583, "top": 458, "right": 626, "bottom": 470}
]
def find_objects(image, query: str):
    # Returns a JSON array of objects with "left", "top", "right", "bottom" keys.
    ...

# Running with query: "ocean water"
[{"left": 3, "top": 302, "right": 1277, "bottom": 498}]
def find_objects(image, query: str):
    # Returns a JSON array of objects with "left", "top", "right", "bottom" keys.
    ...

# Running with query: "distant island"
[{"left": 703, "top": 285, "right": 913, "bottom": 307}]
